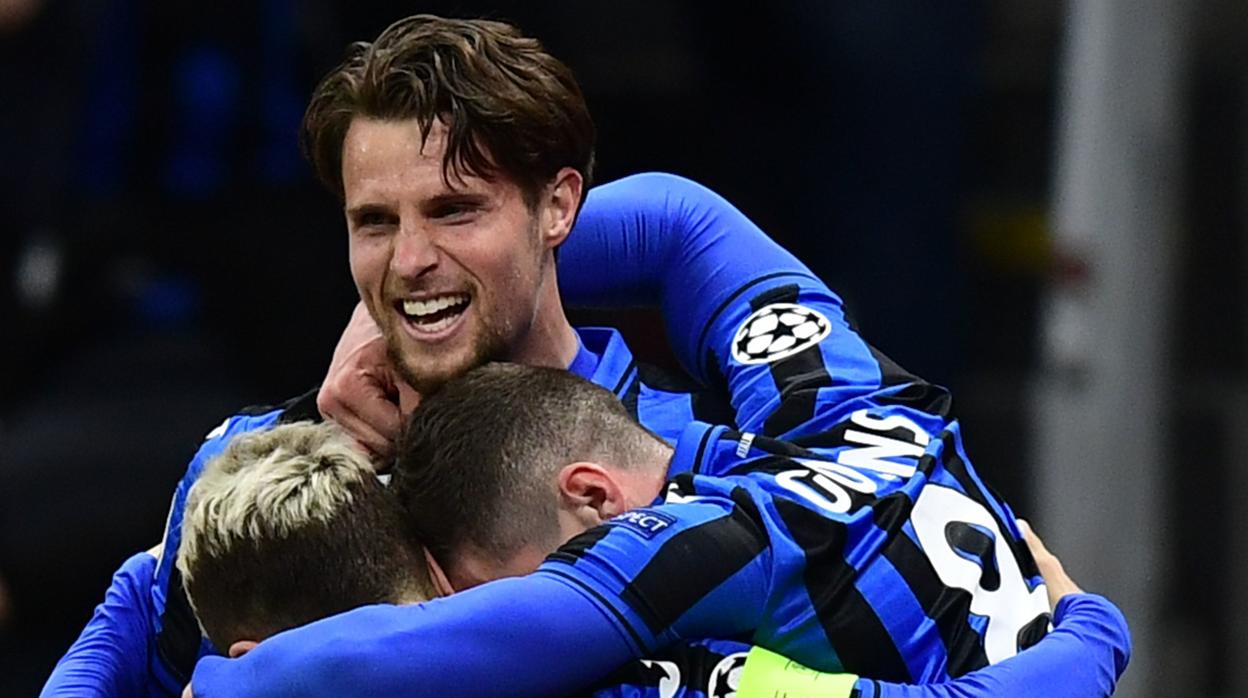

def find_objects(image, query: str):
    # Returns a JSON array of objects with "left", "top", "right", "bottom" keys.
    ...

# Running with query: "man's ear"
[
  {"left": 228, "top": 640, "right": 258, "bottom": 659},
  {"left": 423, "top": 547, "right": 456, "bottom": 598},
  {"left": 557, "top": 462, "right": 627, "bottom": 525},
  {"left": 539, "top": 167, "right": 584, "bottom": 249}
]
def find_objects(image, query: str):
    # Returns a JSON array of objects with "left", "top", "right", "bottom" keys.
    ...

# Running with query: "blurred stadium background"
[{"left": 1, "top": 1, "right": 1245, "bottom": 696}]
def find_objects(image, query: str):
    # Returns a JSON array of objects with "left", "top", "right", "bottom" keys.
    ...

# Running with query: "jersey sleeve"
[
  {"left": 40, "top": 552, "right": 159, "bottom": 698},
  {"left": 558, "top": 172, "right": 934, "bottom": 437},
  {"left": 539, "top": 499, "right": 771, "bottom": 654},
  {"left": 855, "top": 593, "right": 1131, "bottom": 698},
  {"left": 189, "top": 575, "right": 639, "bottom": 698}
]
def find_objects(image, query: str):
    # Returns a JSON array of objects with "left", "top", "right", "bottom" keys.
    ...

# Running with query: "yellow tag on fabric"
[{"left": 735, "top": 646, "right": 859, "bottom": 698}]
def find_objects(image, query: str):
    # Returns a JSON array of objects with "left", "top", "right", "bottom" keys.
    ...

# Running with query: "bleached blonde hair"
[{"left": 178, "top": 420, "right": 432, "bottom": 650}]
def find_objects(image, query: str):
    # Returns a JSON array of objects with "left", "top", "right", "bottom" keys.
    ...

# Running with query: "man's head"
[
  {"left": 392, "top": 363, "right": 673, "bottom": 589},
  {"left": 302, "top": 15, "right": 595, "bottom": 393},
  {"left": 177, "top": 421, "right": 434, "bottom": 655}
]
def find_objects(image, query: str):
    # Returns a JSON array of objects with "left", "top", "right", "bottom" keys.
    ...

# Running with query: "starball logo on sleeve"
[{"left": 731, "top": 303, "right": 832, "bottom": 365}]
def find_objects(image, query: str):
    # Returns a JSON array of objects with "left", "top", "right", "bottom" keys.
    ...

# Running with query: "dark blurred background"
[{"left": 1, "top": 1, "right": 1244, "bottom": 696}]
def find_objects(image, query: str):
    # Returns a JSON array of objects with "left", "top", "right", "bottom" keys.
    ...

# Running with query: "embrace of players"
[{"left": 42, "top": 13, "right": 1131, "bottom": 698}]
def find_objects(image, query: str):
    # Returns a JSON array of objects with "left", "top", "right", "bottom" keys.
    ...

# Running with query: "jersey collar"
[{"left": 666, "top": 420, "right": 727, "bottom": 479}]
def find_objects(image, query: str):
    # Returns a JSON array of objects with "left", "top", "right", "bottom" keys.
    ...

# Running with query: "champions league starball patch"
[
  {"left": 707, "top": 652, "right": 747, "bottom": 698},
  {"left": 731, "top": 303, "right": 832, "bottom": 365}
]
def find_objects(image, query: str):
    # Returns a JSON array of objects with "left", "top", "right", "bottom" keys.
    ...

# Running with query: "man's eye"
[
  {"left": 434, "top": 203, "right": 477, "bottom": 220},
  {"left": 360, "top": 212, "right": 391, "bottom": 227}
]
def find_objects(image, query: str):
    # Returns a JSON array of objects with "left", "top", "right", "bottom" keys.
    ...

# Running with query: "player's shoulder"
[
  {"left": 187, "top": 387, "right": 321, "bottom": 483},
  {"left": 201, "top": 387, "right": 319, "bottom": 443}
]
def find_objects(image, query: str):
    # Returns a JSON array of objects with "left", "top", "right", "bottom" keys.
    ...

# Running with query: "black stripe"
[
  {"left": 274, "top": 387, "right": 322, "bottom": 423},
  {"left": 636, "top": 362, "right": 700, "bottom": 392},
  {"left": 741, "top": 284, "right": 835, "bottom": 438},
  {"left": 155, "top": 565, "right": 204, "bottom": 684},
  {"left": 761, "top": 344, "right": 834, "bottom": 437},
  {"left": 880, "top": 522, "right": 989, "bottom": 676},
  {"left": 747, "top": 284, "right": 802, "bottom": 311},
  {"left": 866, "top": 345, "right": 921, "bottom": 388},
  {"left": 691, "top": 349, "right": 738, "bottom": 427},
  {"left": 621, "top": 373, "right": 642, "bottom": 421},
  {"left": 618, "top": 500, "right": 768, "bottom": 636},
  {"left": 689, "top": 427, "right": 717, "bottom": 475},
  {"left": 232, "top": 386, "right": 321, "bottom": 421},
  {"left": 546, "top": 525, "right": 615, "bottom": 566},
  {"left": 773, "top": 499, "right": 913, "bottom": 682},
  {"left": 870, "top": 379, "right": 953, "bottom": 419},
  {"left": 611, "top": 360, "right": 639, "bottom": 397},
  {"left": 695, "top": 272, "right": 812, "bottom": 377},
  {"left": 542, "top": 568, "right": 648, "bottom": 652}
]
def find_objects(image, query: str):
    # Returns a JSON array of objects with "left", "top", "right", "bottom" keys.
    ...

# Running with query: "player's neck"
[
  {"left": 507, "top": 265, "right": 580, "bottom": 370},
  {"left": 630, "top": 446, "right": 676, "bottom": 506}
]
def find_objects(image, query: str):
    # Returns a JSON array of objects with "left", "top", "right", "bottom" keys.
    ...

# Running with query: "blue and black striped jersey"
[
  {"left": 544, "top": 261, "right": 1051, "bottom": 684},
  {"left": 180, "top": 174, "right": 1128, "bottom": 698}
]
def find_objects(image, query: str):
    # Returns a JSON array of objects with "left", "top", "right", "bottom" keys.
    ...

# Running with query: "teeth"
[{"left": 401, "top": 294, "right": 469, "bottom": 318}]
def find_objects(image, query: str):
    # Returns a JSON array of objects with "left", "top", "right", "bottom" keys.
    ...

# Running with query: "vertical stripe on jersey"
[
  {"left": 879, "top": 523, "right": 989, "bottom": 676},
  {"left": 696, "top": 351, "right": 740, "bottom": 427},
  {"left": 621, "top": 372, "right": 643, "bottom": 420},
  {"left": 772, "top": 499, "right": 913, "bottom": 682},
  {"left": 619, "top": 496, "right": 769, "bottom": 637},
  {"left": 747, "top": 284, "right": 835, "bottom": 438}
]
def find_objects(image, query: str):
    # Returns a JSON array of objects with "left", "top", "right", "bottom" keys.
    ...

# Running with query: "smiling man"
[{"left": 320, "top": 79, "right": 590, "bottom": 394}]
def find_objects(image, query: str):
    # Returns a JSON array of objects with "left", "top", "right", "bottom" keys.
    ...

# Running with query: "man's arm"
[
  {"left": 561, "top": 172, "right": 938, "bottom": 437},
  {"left": 41, "top": 552, "right": 157, "bottom": 697},
  {"left": 189, "top": 504, "right": 1128, "bottom": 698},
  {"left": 190, "top": 499, "right": 772, "bottom": 698},
  {"left": 190, "top": 575, "right": 639, "bottom": 698},
  {"left": 727, "top": 593, "right": 1129, "bottom": 698}
]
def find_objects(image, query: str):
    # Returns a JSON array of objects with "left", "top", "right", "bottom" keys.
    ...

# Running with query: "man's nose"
[{"left": 390, "top": 223, "right": 439, "bottom": 278}]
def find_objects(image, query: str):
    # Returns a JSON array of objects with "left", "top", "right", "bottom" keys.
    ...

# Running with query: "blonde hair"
[{"left": 178, "top": 421, "right": 432, "bottom": 650}]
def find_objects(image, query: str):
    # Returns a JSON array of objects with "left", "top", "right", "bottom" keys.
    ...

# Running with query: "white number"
[{"left": 910, "top": 485, "right": 1049, "bottom": 663}]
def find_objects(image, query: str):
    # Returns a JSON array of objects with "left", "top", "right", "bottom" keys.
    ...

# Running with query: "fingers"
[
  {"left": 1017, "top": 518, "right": 1083, "bottom": 610},
  {"left": 318, "top": 303, "right": 405, "bottom": 465},
  {"left": 327, "top": 405, "right": 400, "bottom": 464}
]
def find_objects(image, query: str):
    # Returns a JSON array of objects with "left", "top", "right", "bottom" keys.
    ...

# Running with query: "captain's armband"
[{"left": 736, "top": 646, "right": 859, "bottom": 698}]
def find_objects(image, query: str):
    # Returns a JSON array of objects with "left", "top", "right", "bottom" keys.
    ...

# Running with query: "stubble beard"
[{"left": 385, "top": 315, "right": 511, "bottom": 397}]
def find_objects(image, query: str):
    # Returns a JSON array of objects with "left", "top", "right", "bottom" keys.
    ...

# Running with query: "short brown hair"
[
  {"left": 392, "top": 363, "right": 669, "bottom": 573},
  {"left": 178, "top": 421, "right": 434, "bottom": 652},
  {"left": 301, "top": 14, "right": 595, "bottom": 206}
]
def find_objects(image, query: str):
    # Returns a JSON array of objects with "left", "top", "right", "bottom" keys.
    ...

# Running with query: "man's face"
[{"left": 342, "top": 118, "right": 567, "bottom": 393}]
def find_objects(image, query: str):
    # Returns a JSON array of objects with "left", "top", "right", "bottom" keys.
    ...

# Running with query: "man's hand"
[
  {"left": 317, "top": 302, "right": 420, "bottom": 466},
  {"left": 1018, "top": 519, "right": 1083, "bottom": 611}
]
